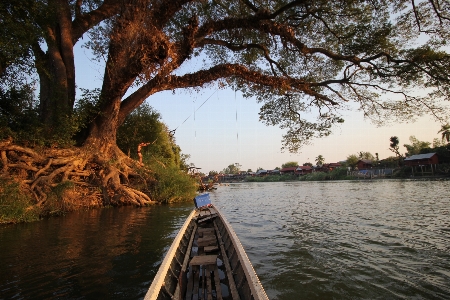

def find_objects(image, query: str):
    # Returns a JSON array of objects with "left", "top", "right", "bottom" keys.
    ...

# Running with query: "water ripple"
[{"left": 210, "top": 180, "right": 450, "bottom": 299}]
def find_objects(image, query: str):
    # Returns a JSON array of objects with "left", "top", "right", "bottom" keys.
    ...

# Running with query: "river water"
[{"left": 1, "top": 180, "right": 449, "bottom": 299}]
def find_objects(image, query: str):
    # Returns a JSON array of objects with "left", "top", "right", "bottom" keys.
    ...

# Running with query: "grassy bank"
[{"left": 0, "top": 178, "right": 39, "bottom": 223}]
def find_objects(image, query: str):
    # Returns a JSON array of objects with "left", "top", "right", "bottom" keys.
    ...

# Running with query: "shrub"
[
  {"left": 244, "top": 174, "right": 298, "bottom": 182},
  {"left": 0, "top": 178, "right": 38, "bottom": 223},
  {"left": 299, "top": 172, "right": 328, "bottom": 181},
  {"left": 40, "top": 181, "right": 76, "bottom": 217},
  {"left": 328, "top": 167, "right": 349, "bottom": 180},
  {"left": 392, "top": 166, "right": 413, "bottom": 178},
  {"left": 436, "top": 163, "right": 450, "bottom": 175},
  {"left": 147, "top": 163, "right": 198, "bottom": 203}
]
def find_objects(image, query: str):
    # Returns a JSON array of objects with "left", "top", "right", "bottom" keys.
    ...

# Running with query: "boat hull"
[{"left": 145, "top": 205, "right": 268, "bottom": 300}]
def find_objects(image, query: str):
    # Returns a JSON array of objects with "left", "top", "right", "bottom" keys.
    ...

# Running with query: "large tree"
[
  {"left": 404, "top": 135, "right": 431, "bottom": 156},
  {"left": 1, "top": 0, "right": 450, "bottom": 206},
  {"left": 315, "top": 155, "right": 325, "bottom": 166}
]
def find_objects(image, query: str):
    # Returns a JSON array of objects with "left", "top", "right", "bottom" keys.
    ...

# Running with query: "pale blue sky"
[{"left": 75, "top": 44, "right": 444, "bottom": 173}]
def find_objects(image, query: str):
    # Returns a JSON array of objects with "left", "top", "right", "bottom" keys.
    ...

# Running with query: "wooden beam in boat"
[
  {"left": 190, "top": 255, "right": 218, "bottom": 266},
  {"left": 204, "top": 245, "right": 219, "bottom": 253},
  {"left": 197, "top": 236, "right": 217, "bottom": 247},
  {"left": 197, "top": 227, "right": 215, "bottom": 237}
]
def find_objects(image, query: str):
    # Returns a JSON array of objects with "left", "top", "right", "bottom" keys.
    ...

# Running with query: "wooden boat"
[{"left": 145, "top": 194, "right": 268, "bottom": 300}]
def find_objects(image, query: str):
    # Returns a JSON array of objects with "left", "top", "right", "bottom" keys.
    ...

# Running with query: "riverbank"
[{"left": 220, "top": 165, "right": 450, "bottom": 183}]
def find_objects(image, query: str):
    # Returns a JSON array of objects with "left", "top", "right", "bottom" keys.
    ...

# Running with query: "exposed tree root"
[{"left": 0, "top": 139, "right": 156, "bottom": 213}]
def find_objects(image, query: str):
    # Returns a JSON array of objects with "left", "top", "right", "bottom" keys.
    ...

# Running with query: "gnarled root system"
[{"left": 0, "top": 139, "right": 155, "bottom": 212}]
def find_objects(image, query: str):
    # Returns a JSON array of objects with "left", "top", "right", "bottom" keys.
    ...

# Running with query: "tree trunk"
[
  {"left": 83, "top": 100, "right": 121, "bottom": 154},
  {"left": 34, "top": 0, "right": 75, "bottom": 127}
]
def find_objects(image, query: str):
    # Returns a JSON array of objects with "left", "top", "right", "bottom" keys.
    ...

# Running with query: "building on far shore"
[
  {"left": 296, "top": 165, "right": 313, "bottom": 174},
  {"left": 356, "top": 159, "right": 373, "bottom": 170},
  {"left": 404, "top": 153, "right": 438, "bottom": 166}
]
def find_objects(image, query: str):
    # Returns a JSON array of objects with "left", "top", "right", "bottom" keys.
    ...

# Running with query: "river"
[{"left": 1, "top": 179, "right": 449, "bottom": 299}]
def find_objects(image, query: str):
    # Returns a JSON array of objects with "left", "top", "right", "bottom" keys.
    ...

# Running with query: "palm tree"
[
  {"left": 315, "top": 155, "right": 325, "bottom": 166},
  {"left": 438, "top": 124, "right": 450, "bottom": 143}
]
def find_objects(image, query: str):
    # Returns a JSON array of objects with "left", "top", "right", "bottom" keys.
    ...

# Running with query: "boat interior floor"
[{"left": 183, "top": 207, "right": 239, "bottom": 300}]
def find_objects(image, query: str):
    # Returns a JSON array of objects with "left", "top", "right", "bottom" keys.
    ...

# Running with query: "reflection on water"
[
  {"left": 209, "top": 180, "right": 450, "bottom": 299},
  {"left": 0, "top": 204, "right": 192, "bottom": 299},
  {"left": 1, "top": 180, "right": 449, "bottom": 299}
]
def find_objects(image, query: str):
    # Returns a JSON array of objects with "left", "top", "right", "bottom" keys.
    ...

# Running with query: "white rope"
[{"left": 171, "top": 89, "right": 218, "bottom": 134}]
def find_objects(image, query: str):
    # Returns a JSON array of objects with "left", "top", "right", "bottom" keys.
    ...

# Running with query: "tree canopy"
[
  {"left": 358, "top": 151, "right": 375, "bottom": 161},
  {"left": 223, "top": 163, "right": 241, "bottom": 174},
  {"left": 2, "top": 0, "right": 450, "bottom": 152},
  {"left": 281, "top": 161, "right": 298, "bottom": 168},
  {"left": 315, "top": 155, "right": 325, "bottom": 166},
  {"left": 403, "top": 135, "right": 431, "bottom": 156},
  {"left": 1, "top": 0, "right": 450, "bottom": 207},
  {"left": 346, "top": 154, "right": 359, "bottom": 169},
  {"left": 389, "top": 136, "right": 402, "bottom": 158}
]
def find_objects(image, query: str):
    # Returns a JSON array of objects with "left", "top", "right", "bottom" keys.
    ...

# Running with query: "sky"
[{"left": 74, "top": 44, "right": 445, "bottom": 174}]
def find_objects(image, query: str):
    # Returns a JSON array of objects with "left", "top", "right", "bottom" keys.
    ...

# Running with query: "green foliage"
[
  {"left": 346, "top": 154, "right": 359, "bottom": 169},
  {"left": 281, "top": 161, "right": 298, "bottom": 168},
  {"left": 299, "top": 167, "right": 350, "bottom": 181},
  {"left": 421, "top": 144, "right": 450, "bottom": 164},
  {"left": 222, "top": 163, "right": 241, "bottom": 174},
  {"left": 315, "top": 155, "right": 325, "bottom": 166},
  {"left": 0, "top": 0, "right": 41, "bottom": 76},
  {"left": 39, "top": 181, "right": 75, "bottom": 217},
  {"left": 74, "top": 88, "right": 102, "bottom": 130},
  {"left": 3, "top": 0, "right": 450, "bottom": 156},
  {"left": 379, "top": 156, "right": 401, "bottom": 168},
  {"left": 0, "top": 178, "right": 38, "bottom": 223},
  {"left": 0, "top": 85, "right": 97, "bottom": 147},
  {"left": 433, "top": 138, "right": 446, "bottom": 148},
  {"left": 392, "top": 166, "right": 413, "bottom": 178},
  {"left": 0, "top": 85, "right": 41, "bottom": 142},
  {"left": 328, "top": 167, "right": 349, "bottom": 180},
  {"left": 245, "top": 174, "right": 297, "bottom": 182},
  {"left": 358, "top": 151, "right": 375, "bottom": 161},
  {"left": 299, "top": 172, "right": 328, "bottom": 181},
  {"left": 404, "top": 136, "right": 431, "bottom": 156},
  {"left": 115, "top": 102, "right": 197, "bottom": 203},
  {"left": 117, "top": 103, "right": 184, "bottom": 167},
  {"left": 436, "top": 163, "right": 450, "bottom": 175},
  {"left": 389, "top": 136, "right": 402, "bottom": 158},
  {"left": 147, "top": 163, "right": 198, "bottom": 203}
]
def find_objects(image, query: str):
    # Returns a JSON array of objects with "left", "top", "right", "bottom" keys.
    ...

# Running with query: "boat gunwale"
[
  {"left": 144, "top": 209, "right": 196, "bottom": 300},
  {"left": 215, "top": 208, "right": 269, "bottom": 300}
]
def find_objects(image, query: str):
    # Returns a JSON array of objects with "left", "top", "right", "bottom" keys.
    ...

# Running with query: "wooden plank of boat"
[{"left": 144, "top": 194, "right": 268, "bottom": 300}]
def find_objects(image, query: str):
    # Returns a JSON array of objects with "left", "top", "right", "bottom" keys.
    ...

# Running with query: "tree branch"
[{"left": 71, "top": 0, "right": 123, "bottom": 43}]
